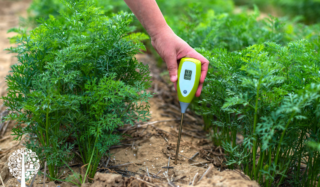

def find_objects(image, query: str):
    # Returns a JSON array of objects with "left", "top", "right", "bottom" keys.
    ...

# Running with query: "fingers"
[
  {"left": 186, "top": 50, "right": 209, "bottom": 84},
  {"left": 200, "top": 60, "right": 209, "bottom": 84},
  {"left": 164, "top": 54, "right": 178, "bottom": 83},
  {"left": 187, "top": 50, "right": 208, "bottom": 65},
  {"left": 195, "top": 83, "right": 203, "bottom": 97},
  {"left": 183, "top": 49, "right": 209, "bottom": 97}
]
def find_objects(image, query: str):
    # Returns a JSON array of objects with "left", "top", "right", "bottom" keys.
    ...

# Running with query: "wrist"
[{"left": 149, "top": 24, "right": 175, "bottom": 41}]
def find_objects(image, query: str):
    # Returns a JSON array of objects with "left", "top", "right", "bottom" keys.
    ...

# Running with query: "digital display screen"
[{"left": 184, "top": 69, "right": 192, "bottom": 80}]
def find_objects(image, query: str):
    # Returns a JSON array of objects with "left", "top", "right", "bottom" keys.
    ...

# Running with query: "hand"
[{"left": 151, "top": 27, "right": 209, "bottom": 97}]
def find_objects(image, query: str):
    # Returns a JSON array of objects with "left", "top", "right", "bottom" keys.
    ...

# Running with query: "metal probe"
[{"left": 175, "top": 113, "right": 184, "bottom": 165}]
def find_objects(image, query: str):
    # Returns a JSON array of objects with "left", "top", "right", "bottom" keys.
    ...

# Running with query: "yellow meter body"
[{"left": 177, "top": 58, "right": 201, "bottom": 113}]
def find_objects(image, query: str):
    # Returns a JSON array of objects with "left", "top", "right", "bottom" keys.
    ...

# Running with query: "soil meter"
[{"left": 175, "top": 57, "right": 201, "bottom": 165}]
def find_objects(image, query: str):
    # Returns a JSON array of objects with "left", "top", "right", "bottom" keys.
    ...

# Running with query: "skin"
[{"left": 123, "top": 0, "right": 209, "bottom": 97}]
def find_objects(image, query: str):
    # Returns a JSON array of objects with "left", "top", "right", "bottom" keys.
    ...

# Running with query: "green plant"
[
  {"left": 194, "top": 39, "right": 320, "bottom": 186},
  {"left": 175, "top": 6, "right": 318, "bottom": 52},
  {"left": 235, "top": 0, "right": 320, "bottom": 24},
  {"left": 23, "top": 0, "right": 235, "bottom": 29},
  {"left": 163, "top": 0, "right": 234, "bottom": 30},
  {"left": 21, "top": 0, "right": 128, "bottom": 27},
  {"left": 3, "top": 0, "right": 151, "bottom": 180},
  {"left": 274, "top": 0, "right": 320, "bottom": 24}
]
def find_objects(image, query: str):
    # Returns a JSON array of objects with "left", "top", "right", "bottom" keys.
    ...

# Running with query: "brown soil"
[{"left": 0, "top": 1, "right": 259, "bottom": 187}]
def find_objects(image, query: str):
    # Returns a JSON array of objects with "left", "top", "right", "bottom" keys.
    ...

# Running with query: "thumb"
[{"left": 164, "top": 55, "right": 178, "bottom": 82}]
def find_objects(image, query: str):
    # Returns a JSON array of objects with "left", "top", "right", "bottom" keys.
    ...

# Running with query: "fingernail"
[{"left": 170, "top": 75, "right": 177, "bottom": 82}]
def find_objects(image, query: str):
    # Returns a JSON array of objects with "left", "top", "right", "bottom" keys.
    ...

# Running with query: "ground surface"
[{"left": 0, "top": 0, "right": 259, "bottom": 186}]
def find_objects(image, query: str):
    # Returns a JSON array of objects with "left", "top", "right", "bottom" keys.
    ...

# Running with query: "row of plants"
[
  {"left": 26, "top": 0, "right": 320, "bottom": 28},
  {"left": 194, "top": 41, "right": 320, "bottom": 186},
  {"left": 166, "top": 4, "right": 320, "bottom": 185},
  {"left": 23, "top": 0, "right": 235, "bottom": 28},
  {"left": 234, "top": 0, "right": 320, "bottom": 24},
  {"left": 3, "top": 0, "right": 151, "bottom": 184},
  {"left": 175, "top": 6, "right": 320, "bottom": 187},
  {"left": 21, "top": 0, "right": 125, "bottom": 27},
  {"left": 173, "top": 5, "right": 319, "bottom": 52}
]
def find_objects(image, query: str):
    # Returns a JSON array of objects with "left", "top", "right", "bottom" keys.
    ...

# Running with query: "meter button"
[{"left": 183, "top": 90, "right": 187, "bottom": 94}]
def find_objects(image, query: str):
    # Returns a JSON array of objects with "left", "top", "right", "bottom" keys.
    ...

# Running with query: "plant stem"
[
  {"left": 297, "top": 130, "right": 304, "bottom": 180},
  {"left": 267, "top": 148, "right": 272, "bottom": 187},
  {"left": 45, "top": 108, "right": 55, "bottom": 179},
  {"left": 314, "top": 153, "right": 320, "bottom": 187},
  {"left": 305, "top": 154, "right": 312, "bottom": 186},
  {"left": 277, "top": 148, "right": 294, "bottom": 187},
  {"left": 82, "top": 135, "right": 98, "bottom": 184},
  {"left": 258, "top": 149, "right": 265, "bottom": 184},
  {"left": 46, "top": 109, "right": 49, "bottom": 149},
  {"left": 272, "top": 112, "right": 295, "bottom": 180},
  {"left": 252, "top": 78, "right": 262, "bottom": 180}
]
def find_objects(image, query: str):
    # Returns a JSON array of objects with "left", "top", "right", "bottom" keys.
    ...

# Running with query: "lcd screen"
[{"left": 184, "top": 69, "right": 192, "bottom": 80}]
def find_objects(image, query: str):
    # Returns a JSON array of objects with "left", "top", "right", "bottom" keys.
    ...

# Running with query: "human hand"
[{"left": 151, "top": 27, "right": 209, "bottom": 97}]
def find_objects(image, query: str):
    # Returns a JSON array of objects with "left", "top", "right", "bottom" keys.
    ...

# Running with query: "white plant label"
[{"left": 8, "top": 148, "right": 40, "bottom": 187}]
